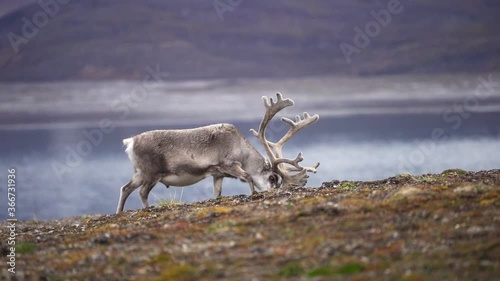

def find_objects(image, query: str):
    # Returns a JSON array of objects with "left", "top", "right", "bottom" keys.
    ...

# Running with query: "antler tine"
[
  {"left": 273, "top": 152, "right": 304, "bottom": 169},
  {"left": 250, "top": 93, "right": 294, "bottom": 137},
  {"left": 285, "top": 162, "right": 320, "bottom": 173},
  {"left": 250, "top": 92, "right": 294, "bottom": 162},
  {"left": 251, "top": 92, "right": 320, "bottom": 189},
  {"left": 275, "top": 151, "right": 320, "bottom": 173},
  {"left": 278, "top": 112, "right": 319, "bottom": 146},
  {"left": 263, "top": 92, "right": 294, "bottom": 111}
]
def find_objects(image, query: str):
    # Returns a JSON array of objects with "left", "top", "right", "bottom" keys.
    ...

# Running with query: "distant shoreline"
[{"left": 1, "top": 111, "right": 499, "bottom": 141}]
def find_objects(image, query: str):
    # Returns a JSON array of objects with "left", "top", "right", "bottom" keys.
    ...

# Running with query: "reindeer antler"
[{"left": 251, "top": 92, "right": 320, "bottom": 188}]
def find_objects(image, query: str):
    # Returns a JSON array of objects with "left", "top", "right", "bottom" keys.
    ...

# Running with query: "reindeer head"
[
  {"left": 251, "top": 93, "right": 320, "bottom": 188},
  {"left": 251, "top": 159, "right": 281, "bottom": 192}
]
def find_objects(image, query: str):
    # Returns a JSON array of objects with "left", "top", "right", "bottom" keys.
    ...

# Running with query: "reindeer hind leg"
[
  {"left": 117, "top": 176, "right": 142, "bottom": 213},
  {"left": 139, "top": 179, "right": 157, "bottom": 208}
]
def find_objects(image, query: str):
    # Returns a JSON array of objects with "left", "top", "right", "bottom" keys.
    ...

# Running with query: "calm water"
[{"left": 1, "top": 74, "right": 499, "bottom": 220}]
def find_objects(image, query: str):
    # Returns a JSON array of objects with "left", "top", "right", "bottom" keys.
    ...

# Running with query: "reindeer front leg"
[
  {"left": 219, "top": 162, "right": 256, "bottom": 195},
  {"left": 213, "top": 176, "right": 224, "bottom": 198}
]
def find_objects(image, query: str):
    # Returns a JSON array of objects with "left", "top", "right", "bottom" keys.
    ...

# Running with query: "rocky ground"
[{"left": 1, "top": 169, "right": 499, "bottom": 281}]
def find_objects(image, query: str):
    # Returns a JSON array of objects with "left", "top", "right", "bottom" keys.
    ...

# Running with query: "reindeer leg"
[
  {"left": 117, "top": 178, "right": 141, "bottom": 213},
  {"left": 213, "top": 176, "right": 224, "bottom": 198},
  {"left": 219, "top": 162, "right": 255, "bottom": 195},
  {"left": 139, "top": 180, "right": 157, "bottom": 208},
  {"left": 249, "top": 182, "right": 256, "bottom": 195}
]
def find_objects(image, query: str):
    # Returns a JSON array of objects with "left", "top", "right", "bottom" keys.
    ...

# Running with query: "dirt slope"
[{"left": 1, "top": 169, "right": 498, "bottom": 280}]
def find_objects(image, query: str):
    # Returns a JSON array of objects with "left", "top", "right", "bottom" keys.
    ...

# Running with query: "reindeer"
[{"left": 116, "top": 93, "right": 319, "bottom": 213}]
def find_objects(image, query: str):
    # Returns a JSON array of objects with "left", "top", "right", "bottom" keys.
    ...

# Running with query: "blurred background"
[{"left": 0, "top": 0, "right": 499, "bottom": 220}]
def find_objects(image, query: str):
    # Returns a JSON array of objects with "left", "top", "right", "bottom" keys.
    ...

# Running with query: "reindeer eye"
[{"left": 269, "top": 175, "right": 276, "bottom": 184}]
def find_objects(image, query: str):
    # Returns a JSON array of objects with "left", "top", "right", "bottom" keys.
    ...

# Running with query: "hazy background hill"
[
  {"left": 0, "top": 0, "right": 499, "bottom": 81},
  {"left": 0, "top": 0, "right": 34, "bottom": 17}
]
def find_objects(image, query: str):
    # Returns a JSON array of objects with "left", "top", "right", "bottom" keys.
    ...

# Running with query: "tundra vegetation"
[{"left": 1, "top": 169, "right": 498, "bottom": 280}]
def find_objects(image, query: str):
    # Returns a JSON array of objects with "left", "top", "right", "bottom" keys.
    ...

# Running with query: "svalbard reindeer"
[{"left": 117, "top": 93, "right": 319, "bottom": 213}]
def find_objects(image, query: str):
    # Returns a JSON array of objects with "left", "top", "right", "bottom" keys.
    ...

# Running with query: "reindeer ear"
[{"left": 264, "top": 159, "right": 272, "bottom": 170}]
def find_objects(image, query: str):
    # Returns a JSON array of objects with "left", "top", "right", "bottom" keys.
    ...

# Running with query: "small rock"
[
  {"left": 311, "top": 204, "right": 341, "bottom": 216},
  {"left": 453, "top": 185, "right": 479, "bottom": 196},
  {"left": 394, "top": 186, "right": 422, "bottom": 197},
  {"left": 136, "top": 266, "right": 151, "bottom": 275},
  {"left": 466, "top": 226, "right": 483, "bottom": 235},
  {"left": 92, "top": 233, "right": 111, "bottom": 244},
  {"left": 250, "top": 246, "right": 265, "bottom": 254}
]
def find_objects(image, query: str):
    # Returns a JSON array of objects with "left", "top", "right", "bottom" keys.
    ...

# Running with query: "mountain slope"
[{"left": 0, "top": 0, "right": 499, "bottom": 81}]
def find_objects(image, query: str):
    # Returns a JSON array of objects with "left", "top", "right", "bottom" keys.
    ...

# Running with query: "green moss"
[
  {"left": 278, "top": 262, "right": 304, "bottom": 277},
  {"left": 307, "top": 265, "right": 335, "bottom": 277},
  {"left": 420, "top": 176, "right": 438, "bottom": 183},
  {"left": 152, "top": 265, "right": 197, "bottom": 281},
  {"left": 16, "top": 242, "right": 36, "bottom": 254},
  {"left": 284, "top": 228, "right": 295, "bottom": 239},
  {"left": 441, "top": 169, "right": 467, "bottom": 176},
  {"left": 396, "top": 173, "right": 415, "bottom": 179},
  {"left": 339, "top": 182, "right": 356, "bottom": 191},
  {"left": 336, "top": 263, "right": 365, "bottom": 275},
  {"left": 149, "top": 252, "right": 171, "bottom": 265},
  {"left": 208, "top": 220, "right": 237, "bottom": 233},
  {"left": 157, "top": 200, "right": 183, "bottom": 207},
  {"left": 474, "top": 184, "right": 484, "bottom": 191},
  {"left": 305, "top": 263, "right": 365, "bottom": 277}
]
